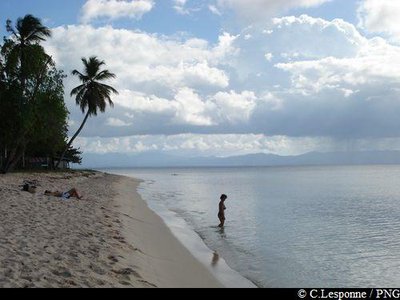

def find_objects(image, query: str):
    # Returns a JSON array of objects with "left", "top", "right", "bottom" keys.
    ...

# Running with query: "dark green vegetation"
[{"left": 0, "top": 15, "right": 117, "bottom": 173}]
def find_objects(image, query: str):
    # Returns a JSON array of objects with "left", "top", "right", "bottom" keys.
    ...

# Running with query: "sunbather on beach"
[{"left": 45, "top": 188, "right": 82, "bottom": 200}]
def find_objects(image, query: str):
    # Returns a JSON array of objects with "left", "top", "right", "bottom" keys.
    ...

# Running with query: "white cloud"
[
  {"left": 113, "top": 88, "right": 260, "bottom": 127},
  {"left": 215, "top": 0, "right": 331, "bottom": 20},
  {"left": 226, "top": 14, "right": 367, "bottom": 83},
  {"left": 275, "top": 36, "right": 400, "bottom": 94},
  {"left": 172, "top": 0, "right": 204, "bottom": 15},
  {"left": 213, "top": 90, "right": 258, "bottom": 123},
  {"left": 173, "top": 0, "right": 189, "bottom": 15},
  {"left": 227, "top": 15, "right": 400, "bottom": 139},
  {"left": 115, "top": 89, "right": 175, "bottom": 114},
  {"left": 46, "top": 25, "right": 235, "bottom": 95},
  {"left": 173, "top": 88, "right": 215, "bottom": 126},
  {"left": 106, "top": 117, "right": 133, "bottom": 127},
  {"left": 271, "top": 15, "right": 366, "bottom": 59},
  {"left": 45, "top": 25, "right": 237, "bottom": 136},
  {"left": 358, "top": 0, "right": 400, "bottom": 41},
  {"left": 265, "top": 52, "right": 273, "bottom": 61},
  {"left": 81, "top": 0, "right": 154, "bottom": 23},
  {"left": 208, "top": 4, "right": 222, "bottom": 16},
  {"left": 75, "top": 136, "right": 158, "bottom": 154}
]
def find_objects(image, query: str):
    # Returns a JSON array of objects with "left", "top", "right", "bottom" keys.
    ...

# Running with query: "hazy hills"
[{"left": 78, "top": 150, "right": 400, "bottom": 169}]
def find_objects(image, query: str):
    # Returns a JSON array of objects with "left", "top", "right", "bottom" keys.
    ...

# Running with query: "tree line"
[{"left": 0, "top": 15, "right": 118, "bottom": 173}]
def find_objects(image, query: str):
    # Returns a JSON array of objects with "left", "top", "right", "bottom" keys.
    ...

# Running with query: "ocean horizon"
[{"left": 103, "top": 164, "right": 400, "bottom": 287}]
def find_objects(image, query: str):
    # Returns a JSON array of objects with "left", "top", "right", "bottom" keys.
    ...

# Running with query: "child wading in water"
[{"left": 218, "top": 194, "right": 228, "bottom": 228}]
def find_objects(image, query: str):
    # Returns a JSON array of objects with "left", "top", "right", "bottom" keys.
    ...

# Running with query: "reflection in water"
[
  {"left": 211, "top": 252, "right": 220, "bottom": 267},
  {"left": 218, "top": 226, "right": 226, "bottom": 238}
]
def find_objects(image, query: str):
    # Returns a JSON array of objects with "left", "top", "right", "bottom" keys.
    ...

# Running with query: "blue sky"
[
  {"left": 0, "top": 0, "right": 222, "bottom": 40},
  {"left": 0, "top": 0, "right": 359, "bottom": 40},
  {"left": 2, "top": 0, "right": 400, "bottom": 158},
  {"left": 0, "top": 0, "right": 84, "bottom": 32}
]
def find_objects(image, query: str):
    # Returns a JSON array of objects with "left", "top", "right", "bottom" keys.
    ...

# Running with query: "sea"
[{"left": 102, "top": 165, "right": 400, "bottom": 288}]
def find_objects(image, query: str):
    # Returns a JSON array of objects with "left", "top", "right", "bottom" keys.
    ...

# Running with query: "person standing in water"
[{"left": 218, "top": 194, "right": 228, "bottom": 228}]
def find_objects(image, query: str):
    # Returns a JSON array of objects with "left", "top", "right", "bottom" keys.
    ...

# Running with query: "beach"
[{"left": 0, "top": 171, "right": 223, "bottom": 288}]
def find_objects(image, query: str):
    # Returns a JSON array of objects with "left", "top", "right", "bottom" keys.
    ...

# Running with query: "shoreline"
[
  {"left": 128, "top": 175, "right": 257, "bottom": 288},
  {"left": 0, "top": 171, "right": 234, "bottom": 288},
  {"left": 112, "top": 175, "right": 224, "bottom": 288}
]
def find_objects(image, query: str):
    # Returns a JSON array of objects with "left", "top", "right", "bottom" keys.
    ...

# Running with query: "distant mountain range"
[{"left": 78, "top": 150, "right": 400, "bottom": 169}]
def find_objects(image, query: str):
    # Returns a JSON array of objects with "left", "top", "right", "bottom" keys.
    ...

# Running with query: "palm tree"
[
  {"left": 1, "top": 15, "right": 52, "bottom": 173},
  {"left": 5, "top": 15, "right": 51, "bottom": 89},
  {"left": 56, "top": 56, "right": 118, "bottom": 168},
  {"left": 7, "top": 14, "right": 51, "bottom": 44}
]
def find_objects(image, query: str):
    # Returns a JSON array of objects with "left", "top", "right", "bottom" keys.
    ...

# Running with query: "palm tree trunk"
[
  {"left": 2, "top": 142, "right": 25, "bottom": 173},
  {"left": 22, "top": 151, "right": 25, "bottom": 169},
  {"left": 5, "top": 149, "right": 24, "bottom": 173},
  {"left": 56, "top": 111, "right": 90, "bottom": 169}
]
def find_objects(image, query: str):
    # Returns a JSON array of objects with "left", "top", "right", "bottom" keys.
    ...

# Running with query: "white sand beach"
[{"left": 0, "top": 171, "right": 222, "bottom": 288}]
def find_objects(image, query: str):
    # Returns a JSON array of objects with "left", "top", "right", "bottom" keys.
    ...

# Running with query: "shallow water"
[{"left": 103, "top": 165, "right": 400, "bottom": 287}]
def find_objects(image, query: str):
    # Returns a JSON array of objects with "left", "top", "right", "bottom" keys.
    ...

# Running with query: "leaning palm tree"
[{"left": 56, "top": 56, "right": 118, "bottom": 168}]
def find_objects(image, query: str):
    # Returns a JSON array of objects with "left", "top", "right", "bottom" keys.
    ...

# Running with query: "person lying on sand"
[{"left": 44, "top": 188, "right": 83, "bottom": 200}]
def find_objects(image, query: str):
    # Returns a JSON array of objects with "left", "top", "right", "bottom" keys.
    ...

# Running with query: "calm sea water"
[{"left": 103, "top": 165, "right": 400, "bottom": 287}]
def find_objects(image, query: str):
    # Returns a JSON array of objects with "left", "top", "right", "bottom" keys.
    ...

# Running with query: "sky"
[{"left": 2, "top": 0, "right": 400, "bottom": 158}]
